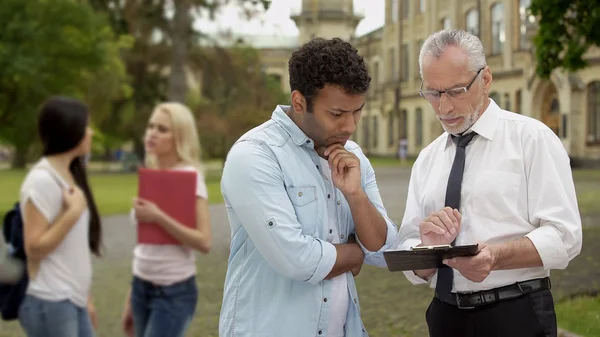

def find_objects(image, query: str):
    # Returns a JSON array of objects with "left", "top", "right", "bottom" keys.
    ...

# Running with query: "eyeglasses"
[{"left": 419, "top": 67, "right": 484, "bottom": 101}]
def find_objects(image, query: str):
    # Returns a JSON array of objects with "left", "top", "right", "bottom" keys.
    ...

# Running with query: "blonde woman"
[{"left": 121, "top": 102, "right": 212, "bottom": 337}]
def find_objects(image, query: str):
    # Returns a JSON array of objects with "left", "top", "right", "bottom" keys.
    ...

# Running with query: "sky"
[{"left": 193, "top": 0, "right": 385, "bottom": 38}]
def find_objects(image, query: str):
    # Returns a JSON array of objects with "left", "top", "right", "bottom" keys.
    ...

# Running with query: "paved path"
[{"left": 97, "top": 166, "right": 412, "bottom": 262}]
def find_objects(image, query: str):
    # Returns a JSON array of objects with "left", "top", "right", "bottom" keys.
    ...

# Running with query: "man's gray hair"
[{"left": 419, "top": 29, "right": 487, "bottom": 78}]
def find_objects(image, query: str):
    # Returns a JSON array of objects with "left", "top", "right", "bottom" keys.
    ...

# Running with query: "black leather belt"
[{"left": 435, "top": 277, "right": 551, "bottom": 310}]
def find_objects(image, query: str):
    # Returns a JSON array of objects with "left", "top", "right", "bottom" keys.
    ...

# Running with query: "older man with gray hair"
[{"left": 396, "top": 29, "right": 582, "bottom": 337}]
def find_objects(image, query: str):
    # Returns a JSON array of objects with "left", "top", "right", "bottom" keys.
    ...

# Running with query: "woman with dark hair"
[{"left": 17, "top": 96, "right": 102, "bottom": 337}]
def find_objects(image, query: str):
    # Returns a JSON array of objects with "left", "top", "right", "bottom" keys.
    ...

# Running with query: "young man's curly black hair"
[{"left": 288, "top": 38, "right": 371, "bottom": 112}]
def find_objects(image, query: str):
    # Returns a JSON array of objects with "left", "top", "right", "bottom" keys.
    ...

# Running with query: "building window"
[
  {"left": 504, "top": 93, "right": 511, "bottom": 111},
  {"left": 466, "top": 9, "right": 479, "bottom": 37},
  {"left": 491, "top": 3, "right": 505, "bottom": 55},
  {"left": 389, "top": 48, "right": 396, "bottom": 81},
  {"left": 419, "top": 0, "right": 426, "bottom": 13},
  {"left": 401, "top": 43, "right": 409, "bottom": 81},
  {"left": 442, "top": 17, "right": 451, "bottom": 30},
  {"left": 415, "top": 108, "right": 423, "bottom": 147},
  {"left": 587, "top": 81, "right": 600, "bottom": 144},
  {"left": 515, "top": 89, "right": 522, "bottom": 114},
  {"left": 519, "top": 0, "right": 536, "bottom": 50},
  {"left": 388, "top": 111, "right": 395, "bottom": 146},
  {"left": 399, "top": 109, "right": 408, "bottom": 139},
  {"left": 490, "top": 92, "right": 501, "bottom": 104},
  {"left": 416, "top": 39, "right": 424, "bottom": 78},
  {"left": 391, "top": 0, "right": 398, "bottom": 23},
  {"left": 362, "top": 116, "right": 370, "bottom": 149},
  {"left": 372, "top": 61, "right": 380, "bottom": 89},
  {"left": 402, "top": 0, "right": 410, "bottom": 19},
  {"left": 373, "top": 116, "right": 379, "bottom": 148}
]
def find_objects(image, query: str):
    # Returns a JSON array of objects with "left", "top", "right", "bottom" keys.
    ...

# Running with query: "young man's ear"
[{"left": 291, "top": 90, "right": 307, "bottom": 113}]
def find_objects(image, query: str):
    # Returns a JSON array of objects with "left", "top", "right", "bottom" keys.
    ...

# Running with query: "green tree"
[
  {"left": 0, "top": 0, "right": 129, "bottom": 167},
  {"left": 530, "top": 0, "right": 600, "bottom": 79},
  {"left": 193, "top": 44, "right": 287, "bottom": 161},
  {"left": 90, "top": 0, "right": 272, "bottom": 159}
]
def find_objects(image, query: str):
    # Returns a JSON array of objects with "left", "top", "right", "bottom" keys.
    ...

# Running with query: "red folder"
[{"left": 137, "top": 168, "right": 197, "bottom": 245}]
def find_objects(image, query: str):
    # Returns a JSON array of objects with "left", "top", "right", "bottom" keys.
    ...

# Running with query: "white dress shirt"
[{"left": 397, "top": 99, "right": 582, "bottom": 293}]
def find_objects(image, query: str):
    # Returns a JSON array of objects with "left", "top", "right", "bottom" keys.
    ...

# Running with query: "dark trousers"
[{"left": 426, "top": 289, "right": 557, "bottom": 337}]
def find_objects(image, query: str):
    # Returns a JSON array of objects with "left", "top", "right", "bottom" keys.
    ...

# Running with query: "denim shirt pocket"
[{"left": 286, "top": 185, "right": 318, "bottom": 235}]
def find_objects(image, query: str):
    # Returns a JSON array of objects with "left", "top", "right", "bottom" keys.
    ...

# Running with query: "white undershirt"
[{"left": 319, "top": 158, "right": 349, "bottom": 337}]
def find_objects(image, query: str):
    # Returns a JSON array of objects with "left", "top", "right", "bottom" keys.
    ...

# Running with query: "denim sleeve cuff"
[
  {"left": 306, "top": 239, "right": 337, "bottom": 285},
  {"left": 526, "top": 226, "right": 570, "bottom": 270},
  {"left": 357, "top": 220, "right": 399, "bottom": 268}
]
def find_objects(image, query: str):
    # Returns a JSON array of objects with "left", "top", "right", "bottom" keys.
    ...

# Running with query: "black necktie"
[{"left": 435, "top": 131, "right": 477, "bottom": 300}]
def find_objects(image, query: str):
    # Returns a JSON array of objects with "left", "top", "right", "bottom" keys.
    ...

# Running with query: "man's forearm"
[
  {"left": 491, "top": 237, "right": 543, "bottom": 270},
  {"left": 345, "top": 190, "right": 388, "bottom": 251},
  {"left": 325, "top": 243, "right": 363, "bottom": 279}
]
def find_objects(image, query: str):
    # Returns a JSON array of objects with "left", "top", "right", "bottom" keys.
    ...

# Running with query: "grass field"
[
  {"left": 0, "top": 163, "right": 599, "bottom": 336},
  {"left": 0, "top": 169, "right": 224, "bottom": 221}
]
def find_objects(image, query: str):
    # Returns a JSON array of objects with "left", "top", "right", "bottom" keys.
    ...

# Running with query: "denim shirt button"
[
  {"left": 318, "top": 330, "right": 323, "bottom": 335},
  {"left": 323, "top": 298, "right": 327, "bottom": 302},
  {"left": 337, "top": 200, "right": 341, "bottom": 205}
]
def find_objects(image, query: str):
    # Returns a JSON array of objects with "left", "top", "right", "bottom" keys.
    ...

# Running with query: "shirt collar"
[
  {"left": 271, "top": 105, "right": 313, "bottom": 147},
  {"left": 443, "top": 98, "right": 500, "bottom": 151}
]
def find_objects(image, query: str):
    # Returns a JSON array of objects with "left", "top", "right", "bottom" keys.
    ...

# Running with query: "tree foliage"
[
  {"left": 89, "top": 0, "right": 273, "bottom": 160},
  {"left": 0, "top": 0, "right": 129, "bottom": 167},
  {"left": 193, "top": 44, "right": 287, "bottom": 160},
  {"left": 530, "top": 0, "right": 600, "bottom": 79}
]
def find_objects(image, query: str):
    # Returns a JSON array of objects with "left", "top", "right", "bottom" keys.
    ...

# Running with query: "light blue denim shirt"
[{"left": 219, "top": 105, "right": 398, "bottom": 337}]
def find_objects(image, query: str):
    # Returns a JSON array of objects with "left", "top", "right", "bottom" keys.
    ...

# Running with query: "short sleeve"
[
  {"left": 20, "top": 169, "right": 63, "bottom": 223},
  {"left": 195, "top": 170, "right": 208, "bottom": 200}
]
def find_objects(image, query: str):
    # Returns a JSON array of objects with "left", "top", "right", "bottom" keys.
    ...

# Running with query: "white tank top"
[{"left": 19, "top": 158, "right": 92, "bottom": 308}]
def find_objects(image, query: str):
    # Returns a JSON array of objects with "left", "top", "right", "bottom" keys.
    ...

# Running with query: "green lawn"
[
  {"left": 367, "top": 156, "right": 415, "bottom": 167},
  {"left": 0, "top": 164, "right": 598, "bottom": 336},
  {"left": 0, "top": 170, "right": 223, "bottom": 221},
  {"left": 556, "top": 296, "right": 600, "bottom": 337}
]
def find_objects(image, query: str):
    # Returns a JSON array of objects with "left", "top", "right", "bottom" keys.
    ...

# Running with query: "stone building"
[{"left": 242, "top": 0, "right": 600, "bottom": 164}]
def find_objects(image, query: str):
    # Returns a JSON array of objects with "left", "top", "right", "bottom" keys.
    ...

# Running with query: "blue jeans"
[
  {"left": 18, "top": 295, "right": 94, "bottom": 337},
  {"left": 131, "top": 276, "right": 198, "bottom": 337}
]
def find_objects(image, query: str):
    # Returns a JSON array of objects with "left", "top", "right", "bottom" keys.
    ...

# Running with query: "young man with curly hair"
[{"left": 219, "top": 38, "right": 398, "bottom": 337}]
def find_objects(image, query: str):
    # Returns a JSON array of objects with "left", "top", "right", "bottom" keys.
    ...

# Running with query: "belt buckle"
[{"left": 456, "top": 292, "right": 476, "bottom": 310}]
